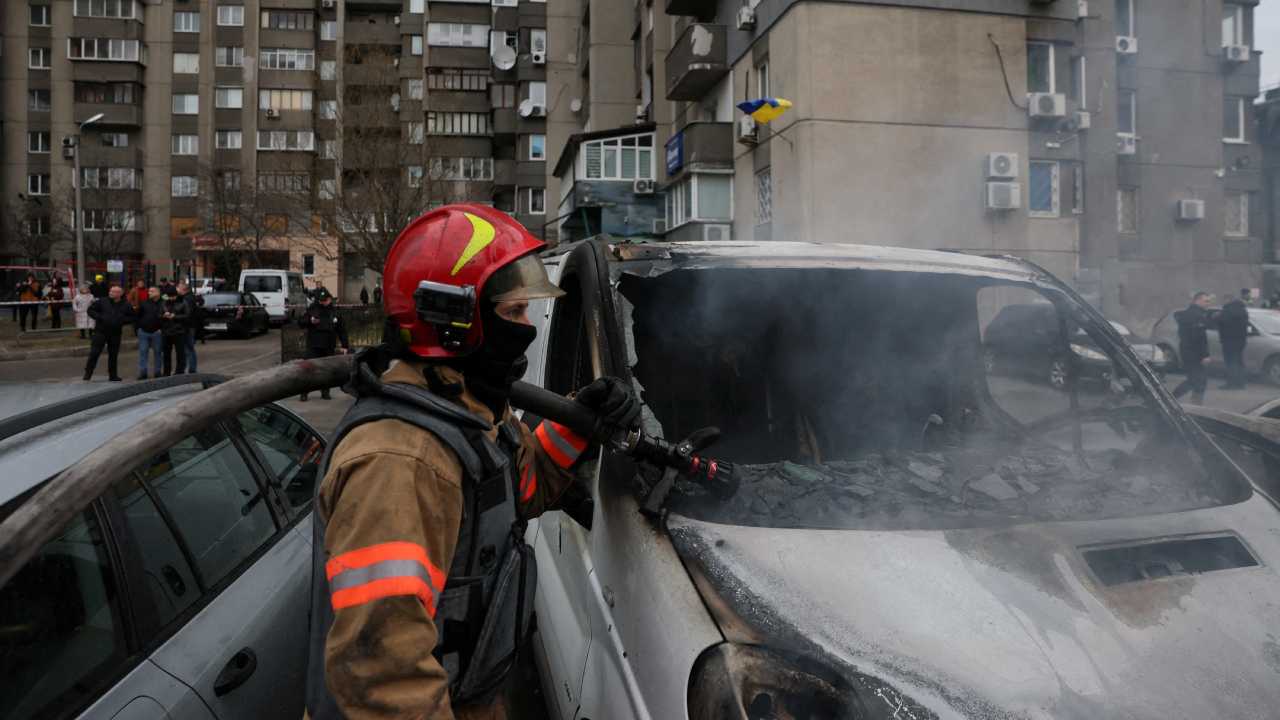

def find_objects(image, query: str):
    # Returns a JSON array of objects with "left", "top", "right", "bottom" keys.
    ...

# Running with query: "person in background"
[
  {"left": 159, "top": 276, "right": 177, "bottom": 297},
  {"left": 72, "top": 283, "right": 95, "bottom": 340},
  {"left": 1218, "top": 289, "right": 1251, "bottom": 390},
  {"left": 84, "top": 285, "right": 134, "bottom": 382},
  {"left": 1172, "top": 291, "right": 1215, "bottom": 405},
  {"left": 16, "top": 274, "right": 41, "bottom": 332},
  {"left": 160, "top": 287, "right": 190, "bottom": 376},
  {"left": 298, "top": 288, "right": 349, "bottom": 401},
  {"left": 134, "top": 287, "right": 165, "bottom": 380},
  {"left": 176, "top": 282, "right": 201, "bottom": 372},
  {"left": 359, "top": 286, "right": 369, "bottom": 305},
  {"left": 45, "top": 278, "right": 65, "bottom": 330},
  {"left": 372, "top": 282, "right": 383, "bottom": 305},
  {"left": 126, "top": 280, "right": 145, "bottom": 309},
  {"left": 89, "top": 274, "right": 109, "bottom": 299}
]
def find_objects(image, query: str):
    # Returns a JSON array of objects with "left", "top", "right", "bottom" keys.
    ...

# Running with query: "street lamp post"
[{"left": 71, "top": 113, "right": 104, "bottom": 288}]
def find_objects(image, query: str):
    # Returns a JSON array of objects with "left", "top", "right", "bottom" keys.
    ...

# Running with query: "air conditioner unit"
[
  {"left": 393, "top": 58, "right": 400, "bottom": 67},
  {"left": 1224, "top": 44, "right": 1250, "bottom": 63},
  {"left": 1076, "top": 0, "right": 1088, "bottom": 20},
  {"left": 393, "top": 15, "right": 400, "bottom": 25},
  {"left": 321, "top": 0, "right": 335, "bottom": 7},
  {"left": 1027, "top": 93, "right": 1066, "bottom": 118},
  {"left": 1178, "top": 199, "right": 1205, "bottom": 221},
  {"left": 1071, "top": 110, "right": 1091, "bottom": 131},
  {"left": 652, "top": 218, "right": 668, "bottom": 235},
  {"left": 529, "top": 105, "right": 546, "bottom": 117},
  {"left": 265, "top": 108, "right": 280, "bottom": 118},
  {"left": 635, "top": 103, "right": 648, "bottom": 121},
  {"left": 532, "top": 51, "right": 546, "bottom": 65},
  {"left": 1116, "top": 35, "right": 1137, "bottom": 54},
  {"left": 985, "top": 182, "right": 1021, "bottom": 211},
  {"left": 985, "top": 152, "right": 1019, "bottom": 180},
  {"left": 737, "top": 115, "right": 758, "bottom": 145},
  {"left": 736, "top": 5, "right": 756, "bottom": 30},
  {"left": 633, "top": 179, "right": 655, "bottom": 195},
  {"left": 703, "top": 224, "right": 731, "bottom": 242},
  {"left": 1116, "top": 133, "right": 1137, "bottom": 155}
]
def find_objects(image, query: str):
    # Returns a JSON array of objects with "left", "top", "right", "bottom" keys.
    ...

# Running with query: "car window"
[
  {"left": 237, "top": 406, "right": 324, "bottom": 511},
  {"left": 203, "top": 293, "right": 241, "bottom": 307},
  {"left": 243, "top": 276, "right": 282, "bottom": 293},
  {"left": 0, "top": 510, "right": 128, "bottom": 720},
  {"left": 133, "top": 426, "right": 277, "bottom": 586},
  {"left": 288, "top": 276, "right": 305, "bottom": 297},
  {"left": 112, "top": 475, "right": 201, "bottom": 627}
]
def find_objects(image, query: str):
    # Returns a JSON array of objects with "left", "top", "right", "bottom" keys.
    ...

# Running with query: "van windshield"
[{"left": 243, "top": 276, "right": 282, "bottom": 293}]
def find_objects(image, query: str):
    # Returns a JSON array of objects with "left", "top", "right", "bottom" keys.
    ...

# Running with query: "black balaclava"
[{"left": 459, "top": 299, "right": 536, "bottom": 417}]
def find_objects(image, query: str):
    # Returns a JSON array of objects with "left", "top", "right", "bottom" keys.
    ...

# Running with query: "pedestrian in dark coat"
[
  {"left": 298, "top": 289, "right": 349, "bottom": 400},
  {"left": 46, "top": 280, "right": 65, "bottom": 329},
  {"left": 16, "top": 275, "right": 41, "bottom": 331},
  {"left": 160, "top": 289, "right": 190, "bottom": 376},
  {"left": 84, "top": 285, "right": 134, "bottom": 382},
  {"left": 176, "top": 282, "right": 201, "bottom": 372},
  {"left": 359, "top": 286, "right": 369, "bottom": 305},
  {"left": 1218, "top": 289, "right": 1251, "bottom": 389},
  {"left": 372, "top": 283, "right": 382, "bottom": 305},
  {"left": 1172, "top": 292, "right": 1215, "bottom": 405},
  {"left": 89, "top": 274, "right": 109, "bottom": 299}
]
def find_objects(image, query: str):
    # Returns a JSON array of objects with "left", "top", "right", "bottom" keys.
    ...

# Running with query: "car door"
[{"left": 110, "top": 422, "right": 309, "bottom": 719}]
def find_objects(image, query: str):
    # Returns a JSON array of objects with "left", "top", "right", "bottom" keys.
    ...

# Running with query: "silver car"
[
  {"left": 1151, "top": 307, "right": 1280, "bottom": 385},
  {"left": 0, "top": 377, "right": 323, "bottom": 720}
]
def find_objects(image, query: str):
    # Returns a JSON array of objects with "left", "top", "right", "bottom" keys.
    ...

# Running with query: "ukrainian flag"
[{"left": 737, "top": 97, "right": 792, "bottom": 123}]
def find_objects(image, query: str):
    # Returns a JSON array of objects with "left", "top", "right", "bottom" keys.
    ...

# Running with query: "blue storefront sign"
[{"left": 666, "top": 131, "right": 684, "bottom": 175}]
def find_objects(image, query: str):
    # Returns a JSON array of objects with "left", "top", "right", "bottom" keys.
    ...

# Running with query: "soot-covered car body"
[{"left": 521, "top": 239, "right": 1280, "bottom": 720}]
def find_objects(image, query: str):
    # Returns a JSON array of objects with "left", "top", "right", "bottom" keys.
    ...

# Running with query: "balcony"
[
  {"left": 494, "top": 158, "right": 516, "bottom": 186},
  {"left": 73, "top": 102, "right": 142, "bottom": 127},
  {"left": 345, "top": 0, "right": 403, "bottom": 8},
  {"left": 665, "top": 0, "right": 716, "bottom": 21},
  {"left": 343, "top": 62, "right": 400, "bottom": 85},
  {"left": 665, "top": 24, "right": 727, "bottom": 101},
  {"left": 493, "top": 107, "right": 518, "bottom": 135},
  {"left": 665, "top": 121, "right": 732, "bottom": 176},
  {"left": 344, "top": 21, "right": 401, "bottom": 46}
]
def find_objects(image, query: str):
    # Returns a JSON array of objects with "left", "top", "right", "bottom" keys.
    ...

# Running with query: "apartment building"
[
  {"left": 1, "top": 0, "right": 548, "bottom": 297},
  {"left": 548, "top": 0, "right": 1268, "bottom": 328}
]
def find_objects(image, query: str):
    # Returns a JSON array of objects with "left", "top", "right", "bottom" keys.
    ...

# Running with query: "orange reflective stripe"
[
  {"left": 325, "top": 541, "right": 447, "bottom": 615},
  {"left": 519, "top": 464, "right": 538, "bottom": 502},
  {"left": 535, "top": 421, "right": 588, "bottom": 468},
  {"left": 550, "top": 421, "right": 588, "bottom": 452},
  {"left": 331, "top": 576, "right": 438, "bottom": 616}
]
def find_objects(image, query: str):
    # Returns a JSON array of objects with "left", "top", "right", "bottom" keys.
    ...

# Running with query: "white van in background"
[{"left": 239, "top": 269, "right": 306, "bottom": 325}]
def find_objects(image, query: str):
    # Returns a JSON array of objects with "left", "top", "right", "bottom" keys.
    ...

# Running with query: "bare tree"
[
  {"left": 197, "top": 159, "right": 312, "bottom": 281},
  {"left": 3, "top": 196, "right": 67, "bottom": 266}
]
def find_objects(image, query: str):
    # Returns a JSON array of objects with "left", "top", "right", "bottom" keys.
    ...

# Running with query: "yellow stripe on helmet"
[{"left": 450, "top": 212, "right": 498, "bottom": 276}]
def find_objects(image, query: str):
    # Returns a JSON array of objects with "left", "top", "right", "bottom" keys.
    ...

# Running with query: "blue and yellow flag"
[{"left": 736, "top": 97, "right": 792, "bottom": 123}]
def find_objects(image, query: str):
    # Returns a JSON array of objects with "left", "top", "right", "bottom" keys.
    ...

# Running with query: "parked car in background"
[
  {"left": 521, "top": 240, "right": 1278, "bottom": 720},
  {"left": 239, "top": 270, "right": 306, "bottom": 326},
  {"left": 0, "top": 377, "right": 324, "bottom": 720},
  {"left": 201, "top": 292, "right": 271, "bottom": 338},
  {"left": 194, "top": 278, "right": 227, "bottom": 296},
  {"left": 1152, "top": 307, "right": 1280, "bottom": 385},
  {"left": 982, "top": 304, "right": 1170, "bottom": 389}
]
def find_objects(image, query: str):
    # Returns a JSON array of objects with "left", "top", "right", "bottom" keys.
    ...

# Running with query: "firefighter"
[
  {"left": 305, "top": 205, "right": 639, "bottom": 720},
  {"left": 299, "top": 288, "right": 350, "bottom": 401}
]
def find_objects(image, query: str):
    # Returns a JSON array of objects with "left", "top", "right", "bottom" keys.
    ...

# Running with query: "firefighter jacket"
[{"left": 305, "top": 356, "right": 588, "bottom": 720}]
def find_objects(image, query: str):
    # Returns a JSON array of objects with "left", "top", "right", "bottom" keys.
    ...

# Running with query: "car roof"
[{"left": 0, "top": 383, "right": 203, "bottom": 507}]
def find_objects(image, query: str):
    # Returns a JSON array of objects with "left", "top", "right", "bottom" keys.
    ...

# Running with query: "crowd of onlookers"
[
  {"left": 1169, "top": 288, "right": 1258, "bottom": 405},
  {"left": 70, "top": 277, "right": 206, "bottom": 382}
]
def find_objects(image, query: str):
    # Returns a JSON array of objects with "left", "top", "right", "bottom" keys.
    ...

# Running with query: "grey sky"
[{"left": 1260, "top": 1, "right": 1279, "bottom": 91}]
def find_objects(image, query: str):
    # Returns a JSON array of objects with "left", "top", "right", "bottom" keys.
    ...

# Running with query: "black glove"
[{"left": 574, "top": 376, "right": 641, "bottom": 439}]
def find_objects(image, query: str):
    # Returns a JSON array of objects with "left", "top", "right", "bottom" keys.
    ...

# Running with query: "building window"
[
  {"left": 31, "top": 4, "right": 51, "bottom": 25},
  {"left": 1027, "top": 42, "right": 1055, "bottom": 94},
  {"left": 1029, "top": 161, "right": 1060, "bottom": 217},
  {"left": 101, "top": 132, "right": 128, "bottom": 147},
  {"left": 666, "top": 174, "right": 732, "bottom": 228},
  {"left": 756, "top": 169, "right": 772, "bottom": 225},
  {"left": 428, "top": 68, "right": 488, "bottom": 91},
  {"left": 216, "top": 87, "right": 244, "bottom": 109},
  {"left": 216, "top": 46, "right": 245, "bottom": 67},
  {"left": 173, "top": 52, "right": 200, "bottom": 74},
  {"left": 319, "top": 100, "right": 337, "bottom": 119},
  {"left": 493, "top": 0, "right": 517, "bottom": 6},
  {"left": 321, "top": 21, "right": 337, "bottom": 41},
  {"left": 28, "top": 131, "right": 51, "bottom": 153},
  {"left": 259, "top": 89, "right": 313, "bottom": 111},
  {"left": 216, "top": 130, "right": 243, "bottom": 149},
  {"left": 530, "top": 29, "right": 547, "bottom": 55},
  {"left": 1115, "top": 0, "right": 1134, "bottom": 37},
  {"left": 74, "top": 0, "right": 140, "bottom": 19},
  {"left": 257, "top": 173, "right": 310, "bottom": 193},
  {"left": 491, "top": 30, "right": 518, "bottom": 54},
  {"left": 302, "top": 254, "right": 315, "bottom": 275},
  {"left": 320, "top": 60, "right": 336, "bottom": 80},
  {"left": 529, "top": 134, "right": 546, "bottom": 161},
  {"left": 217, "top": 170, "right": 241, "bottom": 191},
  {"left": 81, "top": 167, "right": 139, "bottom": 190},
  {"left": 172, "top": 94, "right": 199, "bottom": 114},
  {"left": 1117, "top": 90, "right": 1136, "bottom": 134},
  {"left": 28, "top": 89, "right": 51, "bottom": 111},
  {"left": 172, "top": 176, "right": 199, "bottom": 197},
  {"left": 427, "top": 23, "right": 490, "bottom": 48},
  {"left": 67, "top": 38, "right": 141, "bottom": 62},
  {"left": 171, "top": 134, "right": 199, "bottom": 155},
  {"left": 582, "top": 133, "right": 655, "bottom": 180},
  {"left": 408, "top": 122, "right": 425, "bottom": 144},
  {"left": 411, "top": 35, "right": 424, "bottom": 55},
  {"left": 320, "top": 140, "right": 337, "bottom": 159},
  {"left": 1070, "top": 55, "right": 1086, "bottom": 108},
  {"left": 27, "top": 174, "right": 50, "bottom": 196},
  {"left": 260, "top": 48, "right": 315, "bottom": 71},
  {"left": 521, "top": 188, "right": 546, "bottom": 215},
  {"left": 1070, "top": 164, "right": 1085, "bottom": 214},
  {"left": 410, "top": 0, "right": 425, "bottom": 12},
  {"left": 217, "top": 5, "right": 244, "bottom": 26},
  {"left": 1222, "top": 3, "right": 1244, "bottom": 46},
  {"left": 174, "top": 11, "right": 200, "bottom": 32},
  {"left": 319, "top": 178, "right": 336, "bottom": 199},
  {"left": 74, "top": 81, "right": 138, "bottom": 104},
  {"left": 757, "top": 60, "right": 769, "bottom": 98},
  {"left": 426, "top": 112, "right": 490, "bottom": 135},
  {"left": 407, "top": 166, "right": 424, "bottom": 187},
  {"left": 429, "top": 157, "right": 494, "bottom": 180},
  {"left": 1225, "top": 192, "right": 1248, "bottom": 237},
  {"left": 1224, "top": 97, "right": 1245, "bottom": 142},
  {"left": 257, "top": 130, "right": 315, "bottom": 151},
  {"left": 1117, "top": 187, "right": 1138, "bottom": 234},
  {"left": 29, "top": 47, "right": 51, "bottom": 69},
  {"left": 525, "top": 81, "right": 547, "bottom": 107},
  {"left": 79, "top": 209, "right": 138, "bottom": 231},
  {"left": 408, "top": 78, "right": 424, "bottom": 99},
  {"left": 260, "top": 10, "right": 314, "bottom": 30},
  {"left": 490, "top": 83, "right": 516, "bottom": 108}
]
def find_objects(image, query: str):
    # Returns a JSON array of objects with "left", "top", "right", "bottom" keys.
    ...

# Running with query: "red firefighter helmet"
[{"left": 384, "top": 204, "right": 563, "bottom": 358}]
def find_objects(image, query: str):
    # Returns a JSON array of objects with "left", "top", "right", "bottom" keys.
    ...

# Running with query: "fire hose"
[{"left": 508, "top": 381, "right": 739, "bottom": 510}]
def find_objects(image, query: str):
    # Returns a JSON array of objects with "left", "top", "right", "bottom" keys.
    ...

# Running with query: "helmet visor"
[{"left": 486, "top": 253, "right": 566, "bottom": 303}]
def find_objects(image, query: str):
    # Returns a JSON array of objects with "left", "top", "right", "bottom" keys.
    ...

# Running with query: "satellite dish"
[
  {"left": 492, "top": 45, "right": 517, "bottom": 70},
  {"left": 518, "top": 98, "right": 535, "bottom": 118},
  {"left": 570, "top": 98, "right": 583, "bottom": 113}
]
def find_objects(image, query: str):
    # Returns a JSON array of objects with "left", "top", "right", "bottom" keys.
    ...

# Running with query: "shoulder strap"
[{"left": 320, "top": 394, "right": 486, "bottom": 482}]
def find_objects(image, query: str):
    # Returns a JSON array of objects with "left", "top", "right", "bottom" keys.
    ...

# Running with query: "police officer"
[
  {"left": 305, "top": 205, "right": 639, "bottom": 720},
  {"left": 299, "top": 287, "right": 350, "bottom": 400}
]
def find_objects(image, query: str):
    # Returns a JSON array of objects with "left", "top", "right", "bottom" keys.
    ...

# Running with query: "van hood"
[{"left": 668, "top": 495, "right": 1280, "bottom": 719}]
